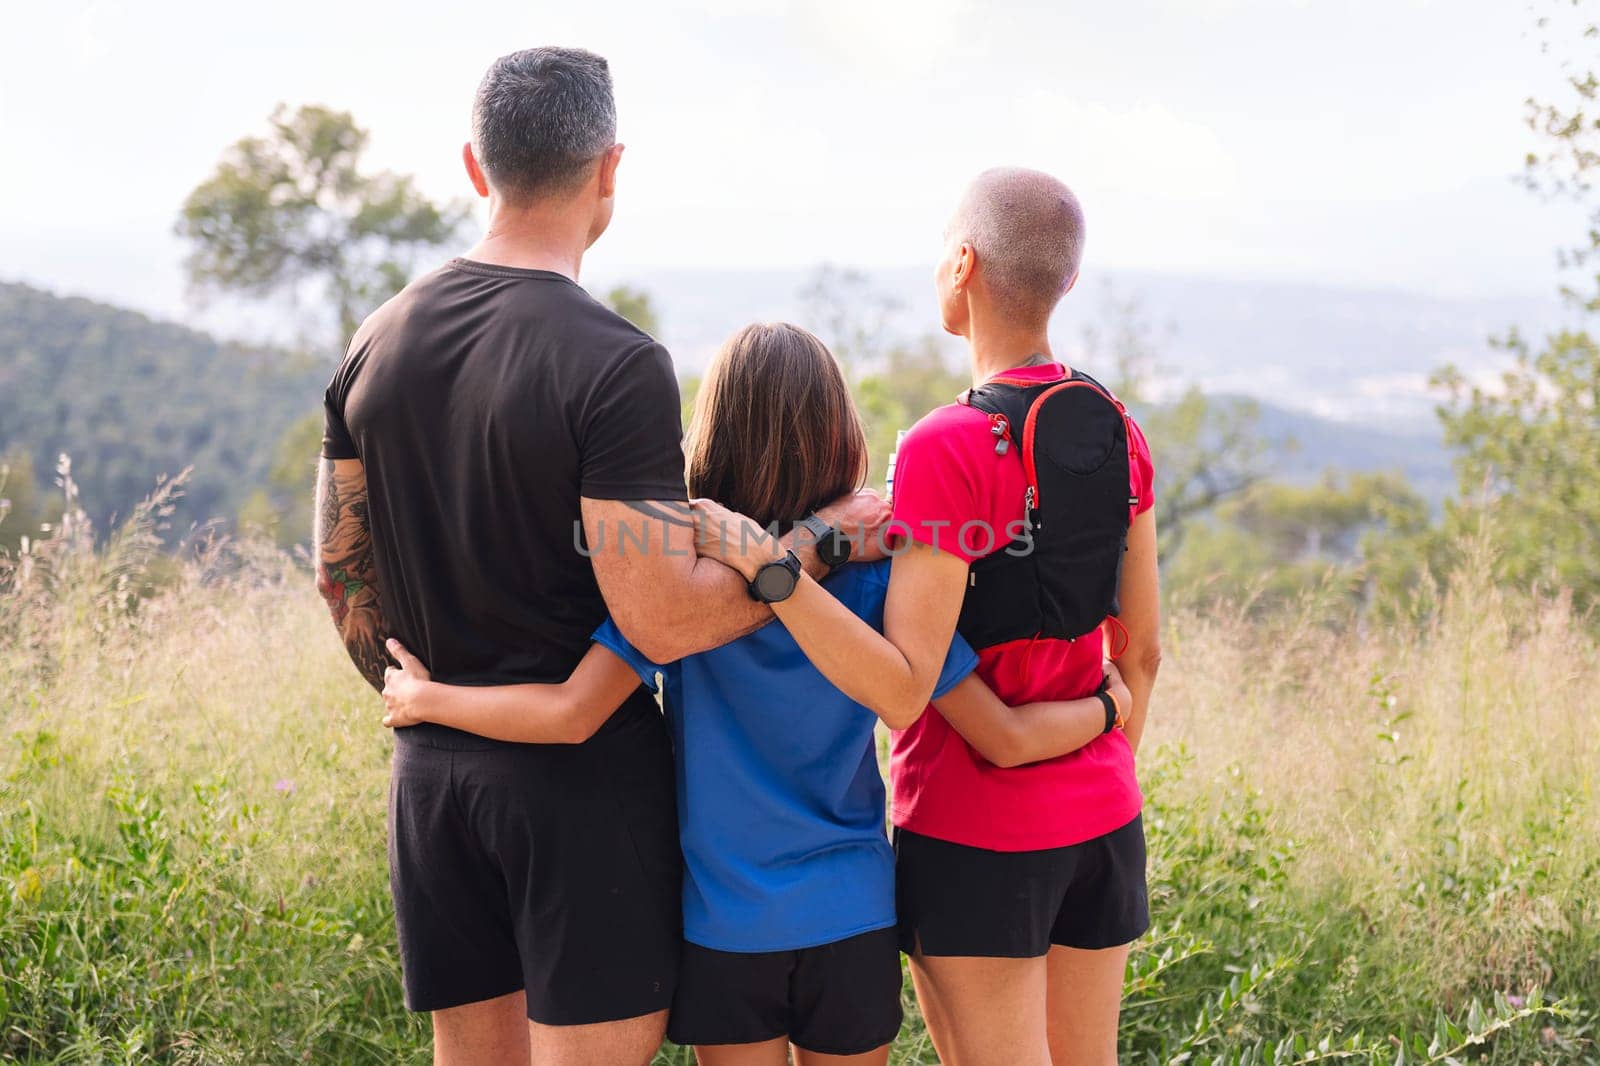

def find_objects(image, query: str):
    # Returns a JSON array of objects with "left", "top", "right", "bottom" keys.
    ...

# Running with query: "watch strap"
[
  {"left": 796, "top": 514, "right": 832, "bottom": 541},
  {"left": 798, "top": 513, "right": 848, "bottom": 571}
]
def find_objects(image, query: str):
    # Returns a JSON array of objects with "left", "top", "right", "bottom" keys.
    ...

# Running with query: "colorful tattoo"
[{"left": 315, "top": 458, "right": 390, "bottom": 691}]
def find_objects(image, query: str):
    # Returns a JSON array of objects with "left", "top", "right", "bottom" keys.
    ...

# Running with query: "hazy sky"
[{"left": 0, "top": 0, "right": 1586, "bottom": 325}]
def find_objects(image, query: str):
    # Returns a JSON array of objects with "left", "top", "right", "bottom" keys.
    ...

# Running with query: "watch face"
[
  {"left": 818, "top": 531, "right": 851, "bottom": 569},
  {"left": 755, "top": 559, "right": 799, "bottom": 602}
]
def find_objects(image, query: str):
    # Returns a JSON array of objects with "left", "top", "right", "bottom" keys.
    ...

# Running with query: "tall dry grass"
[
  {"left": 1, "top": 474, "right": 1596, "bottom": 1063},
  {"left": 1146, "top": 544, "right": 1599, "bottom": 1052}
]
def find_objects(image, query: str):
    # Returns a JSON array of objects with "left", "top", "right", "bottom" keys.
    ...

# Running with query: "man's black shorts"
[
  {"left": 666, "top": 926, "right": 903, "bottom": 1055},
  {"left": 893, "top": 813, "right": 1149, "bottom": 958},
  {"left": 387, "top": 703, "right": 681, "bottom": 1024}
]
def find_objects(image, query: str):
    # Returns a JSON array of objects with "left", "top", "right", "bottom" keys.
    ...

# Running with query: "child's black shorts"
[{"left": 667, "top": 926, "right": 903, "bottom": 1055}]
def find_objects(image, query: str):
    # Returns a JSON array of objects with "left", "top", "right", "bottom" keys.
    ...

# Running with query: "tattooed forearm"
[{"left": 315, "top": 457, "right": 389, "bottom": 692}]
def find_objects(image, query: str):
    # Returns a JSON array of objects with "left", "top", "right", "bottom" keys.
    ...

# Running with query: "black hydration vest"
[{"left": 954, "top": 369, "right": 1138, "bottom": 651}]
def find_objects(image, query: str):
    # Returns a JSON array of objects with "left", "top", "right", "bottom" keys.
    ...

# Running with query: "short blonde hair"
[{"left": 948, "top": 167, "right": 1085, "bottom": 323}]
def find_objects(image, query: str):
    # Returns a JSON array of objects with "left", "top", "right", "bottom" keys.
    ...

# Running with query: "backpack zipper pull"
[{"left": 989, "top": 413, "right": 1010, "bottom": 456}]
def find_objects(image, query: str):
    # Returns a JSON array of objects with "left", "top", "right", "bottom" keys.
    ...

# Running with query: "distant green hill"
[
  {"left": 1246, "top": 399, "right": 1454, "bottom": 503},
  {"left": 0, "top": 281, "right": 325, "bottom": 539},
  {"left": 0, "top": 279, "right": 1458, "bottom": 552}
]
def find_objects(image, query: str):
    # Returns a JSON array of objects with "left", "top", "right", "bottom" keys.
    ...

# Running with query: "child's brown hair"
[{"left": 685, "top": 322, "right": 867, "bottom": 533}]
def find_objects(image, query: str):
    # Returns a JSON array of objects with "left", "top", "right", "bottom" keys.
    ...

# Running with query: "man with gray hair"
[{"left": 314, "top": 47, "right": 882, "bottom": 1065}]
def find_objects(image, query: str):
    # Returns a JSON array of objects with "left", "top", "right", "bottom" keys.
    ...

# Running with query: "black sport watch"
[
  {"left": 748, "top": 550, "right": 803, "bottom": 604},
  {"left": 797, "top": 514, "right": 852, "bottom": 573}
]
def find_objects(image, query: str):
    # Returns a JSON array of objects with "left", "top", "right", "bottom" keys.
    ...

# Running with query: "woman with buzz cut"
[{"left": 700, "top": 168, "right": 1161, "bottom": 1066}]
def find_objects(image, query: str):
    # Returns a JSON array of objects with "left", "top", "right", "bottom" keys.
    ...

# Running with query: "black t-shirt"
[{"left": 322, "top": 259, "right": 687, "bottom": 715}]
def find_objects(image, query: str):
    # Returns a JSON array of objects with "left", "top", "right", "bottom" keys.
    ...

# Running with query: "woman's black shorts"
[{"left": 894, "top": 813, "right": 1149, "bottom": 958}]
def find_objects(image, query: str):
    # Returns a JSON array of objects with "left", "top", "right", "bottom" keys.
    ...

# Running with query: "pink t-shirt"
[{"left": 888, "top": 362, "right": 1155, "bottom": 852}]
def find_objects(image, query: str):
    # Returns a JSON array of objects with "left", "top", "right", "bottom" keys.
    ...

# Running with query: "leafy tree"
[
  {"left": 1167, "top": 472, "right": 1432, "bottom": 611},
  {"left": 796, "top": 266, "right": 965, "bottom": 485},
  {"left": 605, "top": 285, "right": 662, "bottom": 337},
  {"left": 235, "top": 487, "right": 282, "bottom": 542},
  {"left": 235, "top": 411, "right": 320, "bottom": 547},
  {"left": 178, "top": 105, "right": 469, "bottom": 545},
  {"left": 1241, "top": 472, "right": 1430, "bottom": 560},
  {"left": 1430, "top": 8, "right": 1600, "bottom": 609},
  {"left": 679, "top": 373, "right": 703, "bottom": 438},
  {"left": 854, "top": 338, "right": 968, "bottom": 486},
  {"left": 0, "top": 449, "right": 48, "bottom": 552},
  {"left": 800, "top": 264, "right": 902, "bottom": 375},
  {"left": 1433, "top": 330, "right": 1599, "bottom": 606},
  {"left": 178, "top": 104, "right": 470, "bottom": 344}
]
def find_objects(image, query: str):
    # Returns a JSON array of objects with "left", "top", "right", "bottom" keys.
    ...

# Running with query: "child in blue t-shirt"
[{"left": 380, "top": 322, "right": 1129, "bottom": 1064}]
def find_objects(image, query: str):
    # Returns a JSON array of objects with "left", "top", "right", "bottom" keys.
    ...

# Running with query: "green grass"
[{"left": 2, "top": 492, "right": 1597, "bottom": 1063}]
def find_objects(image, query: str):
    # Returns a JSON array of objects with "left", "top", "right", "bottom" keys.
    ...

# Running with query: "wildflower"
[{"left": 14, "top": 866, "right": 43, "bottom": 904}]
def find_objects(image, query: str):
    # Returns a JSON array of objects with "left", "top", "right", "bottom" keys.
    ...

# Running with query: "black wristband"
[{"left": 1094, "top": 686, "right": 1117, "bottom": 735}]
